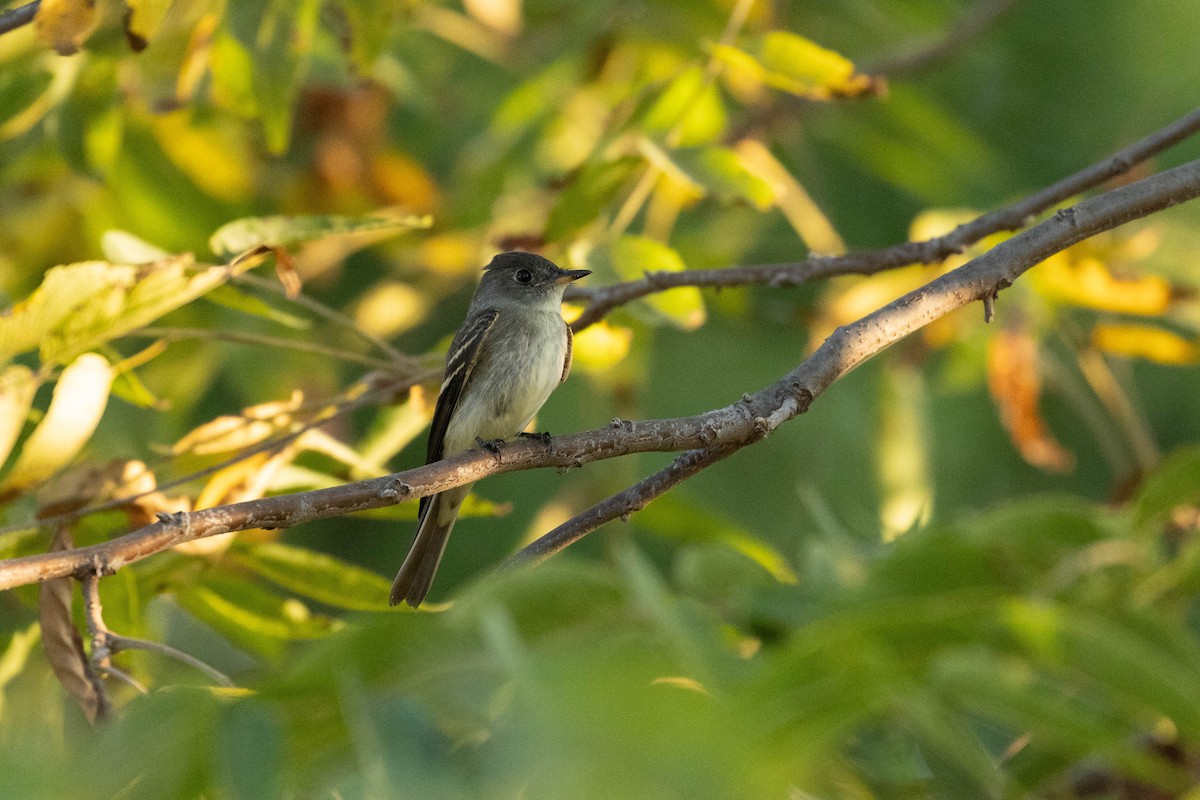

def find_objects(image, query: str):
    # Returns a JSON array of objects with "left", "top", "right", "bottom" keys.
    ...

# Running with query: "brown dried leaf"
[
  {"left": 986, "top": 330, "right": 1074, "bottom": 472},
  {"left": 37, "top": 528, "right": 108, "bottom": 724}
]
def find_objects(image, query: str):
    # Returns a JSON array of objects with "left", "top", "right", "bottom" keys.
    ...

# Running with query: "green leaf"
[
  {"left": 174, "top": 576, "right": 341, "bottom": 660},
  {"left": 203, "top": 284, "right": 310, "bottom": 330},
  {"left": 590, "top": 235, "right": 706, "bottom": 329},
  {"left": 639, "top": 495, "right": 797, "bottom": 584},
  {"left": 639, "top": 66, "right": 726, "bottom": 147},
  {"left": 217, "top": 0, "right": 323, "bottom": 153},
  {"left": 1133, "top": 445, "right": 1200, "bottom": 531},
  {"left": 226, "top": 541, "right": 396, "bottom": 612},
  {"left": 0, "top": 258, "right": 246, "bottom": 366},
  {"left": 110, "top": 365, "right": 166, "bottom": 409},
  {"left": 209, "top": 213, "right": 432, "bottom": 261},
  {"left": 217, "top": 700, "right": 285, "bottom": 800},
  {"left": 545, "top": 157, "right": 640, "bottom": 242},
  {"left": 660, "top": 145, "right": 775, "bottom": 209}
]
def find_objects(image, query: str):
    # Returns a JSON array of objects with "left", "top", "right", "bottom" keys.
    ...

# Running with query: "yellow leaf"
[
  {"left": 0, "top": 354, "right": 113, "bottom": 496},
  {"left": 353, "top": 281, "right": 430, "bottom": 338},
  {"left": 172, "top": 393, "right": 304, "bottom": 456},
  {"left": 735, "top": 138, "right": 844, "bottom": 255},
  {"left": 1032, "top": 255, "right": 1173, "bottom": 315},
  {"left": 0, "top": 366, "right": 37, "bottom": 472},
  {"left": 986, "top": 331, "right": 1074, "bottom": 472},
  {"left": 34, "top": 0, "right": 98, "bottom": 55},
  {"left": 571, "top": 320, "right": 633, "bottom": 372},
  {"left": 758, "top": 31, "right": 880, "bottom": 100},
  {"left": 605, "top": 236, "right": 706, "bottom": 330},
  {"left": 123, "top": 0, "right": 173, "bottom": 50},
  {"left": 1093, "top": 324, "right": 1200, "bottom": 365}
]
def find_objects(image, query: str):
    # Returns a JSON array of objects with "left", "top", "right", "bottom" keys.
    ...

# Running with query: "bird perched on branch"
[{"left": 389, "top": 252, "right": 590, "bottom": 607}]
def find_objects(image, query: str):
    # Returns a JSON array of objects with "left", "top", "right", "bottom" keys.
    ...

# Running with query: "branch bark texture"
[{"left": 3, "top": 157, "right": 1199, "bottom": 592}]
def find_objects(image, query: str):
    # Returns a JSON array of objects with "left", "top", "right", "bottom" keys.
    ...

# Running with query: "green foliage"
[
  {"left": 4, "top": 490, "right": 1200, "bottom": 797},
  {"left": 1, "top": 0, "right": 1200, "bottom": 797}
]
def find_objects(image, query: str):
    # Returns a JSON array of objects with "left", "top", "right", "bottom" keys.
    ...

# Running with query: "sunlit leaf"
[
  {"left": 734, "top": 138, "right": 845, "bottom": 254},
  {"left": 0, "top": 365, "right": 37, "bottom": 471},
  {"left": 569, "top": 318, "right": 633, "bottom": 372},
  {"left": 0, "top": 624, "right": 40, "bottom": 719},
  {"left": 0, "top": 257, "right": 250, "bottom": 366},
  {"left": 1133, "top": 446, "right": 1200, "bottom": 531},
  {"left": 172, "top": 393, "right": 304, "bottom": 456},
  {"left": 226, "top": 542, "right": 396, "bottom": 611},
  {"left": 986, "top": 330, "right": 1074, "bottom": 472},
  {"left": 100, "top": 230, "right": 170, "bottom": 263},
  {"left": 545, "top": 157, "right": 640, "bottom": 242},
  {"left": 175, "top": 577, "right": 341, "bottom": 660},
  {"left": 218, "top": 0, "right": 323, "bottom": 153},
  {"left": 203, "top": 284, "right": 310, "bottom": 329},
  {"left": 0, "top": 353, "right": 113, "bottom": 497},
  {"left": 357, "top": 386, "right": 431, "bottom": 470},
  {"left": 1092, "top": 323, "right": 1200, "bottom": 365},
  {"left": 637, "top": 495, "right": 797, "bottom": 584},
  {"left": 665, "top": 146, "right": 774, "bottom": 209},
  {"left": 34, "top": 0, "right": 98, "bottom": 55},
  {"left": 1032, "top": 254, "right": 1173, "bottom": 315},
  {"left": 758, "top": 31, "right": 879, "bottom": 99},
  {"left": 876, "top": 361, "right": 932, "bottom": 541},
  {"left": 639, "top": 66, "right": 727, "bottom": 147},
  {"left": 123, "top": 0, "right": 173, "bottom": 50},
  {"left": 591, "top": 236, "right": 706, "bottom": 329},
  {"left": 209, "top": 213, "right": 432, "bottom": 261}
]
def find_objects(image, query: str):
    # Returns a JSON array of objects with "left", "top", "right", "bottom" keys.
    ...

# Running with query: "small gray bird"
[{"left": 389, "top": 252, "right": 590, "bottom": 607}]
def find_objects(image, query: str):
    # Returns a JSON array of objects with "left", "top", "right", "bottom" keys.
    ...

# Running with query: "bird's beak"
[{"left": 554, "top": 269, "right": 592, "bottom": 285}]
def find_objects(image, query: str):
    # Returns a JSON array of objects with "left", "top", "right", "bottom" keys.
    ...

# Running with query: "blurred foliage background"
[{"left": 3, "top": 0, "right": 1200, "bottom": 797}]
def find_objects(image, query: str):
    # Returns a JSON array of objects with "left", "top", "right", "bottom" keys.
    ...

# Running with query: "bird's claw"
[
  {"left": 475, "top": 436, "right": 505, "bottom": 453},
  {"left": 518, "top": 431, "right": 552, "bottom": 445}
]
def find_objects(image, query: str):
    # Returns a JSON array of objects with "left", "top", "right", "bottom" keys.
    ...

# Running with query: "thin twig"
[
  {"left": 864, "top": 0, "right": 1022, "bottom": 75},
  {"left": 232, "top": 273, "right": 415, "bottom": 367},
  {"left": 0, "top": 1, "right": 38, "bottom": 37},
  {"left": 108, "top": 633, "right": 234, "bottom": 687},
  {"left": 132, "top": 327, "right": 401, "bottom": 372},
  {"left": 3, "top": 158, "right": 1199, "bottom": 591},
  {"left": 567, "top": 104, "right": 1200, "bottom": 331}
]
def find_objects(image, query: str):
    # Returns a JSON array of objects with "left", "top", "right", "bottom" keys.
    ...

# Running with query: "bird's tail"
[{"left": 389, "top": 487, "right": 467, "bottom": 607}]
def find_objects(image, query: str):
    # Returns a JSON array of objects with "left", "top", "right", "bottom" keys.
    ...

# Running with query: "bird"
[{"left": 389, "top": 251, "right": 590, "bottom": 607}]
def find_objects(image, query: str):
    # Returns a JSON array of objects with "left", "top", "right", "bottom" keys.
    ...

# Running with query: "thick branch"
[
  {"left": 2, "top": 158, "right": 1198, "bottom": 592},
  {"left": 567, "top": 105, "right": 1200, "bottom": 331},
  {"left": 505, "top": 445, "right": 740, "bottom": 567}
]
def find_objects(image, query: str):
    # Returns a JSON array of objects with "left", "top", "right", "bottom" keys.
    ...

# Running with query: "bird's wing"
[
  {"left": 419, "top": 308, "right": 500, "bottom": 522},
  {"left": 560, "top": 320, "right": 573, "bottom": 384}
]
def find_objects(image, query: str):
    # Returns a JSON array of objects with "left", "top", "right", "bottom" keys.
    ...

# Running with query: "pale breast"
[{"left": 442, "top": 310, "right": 567, "bottom": 454}]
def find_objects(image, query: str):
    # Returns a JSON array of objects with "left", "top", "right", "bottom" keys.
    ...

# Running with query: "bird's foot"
[
  {"left": 475, "top": 436, "right": 506, "bottom": 453},
  {"left": 518, "top": 431, "right": 552, "bottom": 445}
]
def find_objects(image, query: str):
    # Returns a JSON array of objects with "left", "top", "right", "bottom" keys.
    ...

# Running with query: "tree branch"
[
  {"left": 863, "top": 0, "right": 1022, "bottom": 76},
  {"left": 3, "top": 158, "right": 1198, "bottom": 592},
  {"left": 0, "top": 1, "right": 38, "bottom": 37},
  {"left": 566, "top": 104, "right": 1200, "bottom": 332},
  {"left": 505, "top": 444, "right": 741, "bottom": 567}
]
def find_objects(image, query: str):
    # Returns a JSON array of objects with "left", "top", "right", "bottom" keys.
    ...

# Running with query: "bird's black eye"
[{"left": 514, "top": 268, "right": 533, "bottom": 284}]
